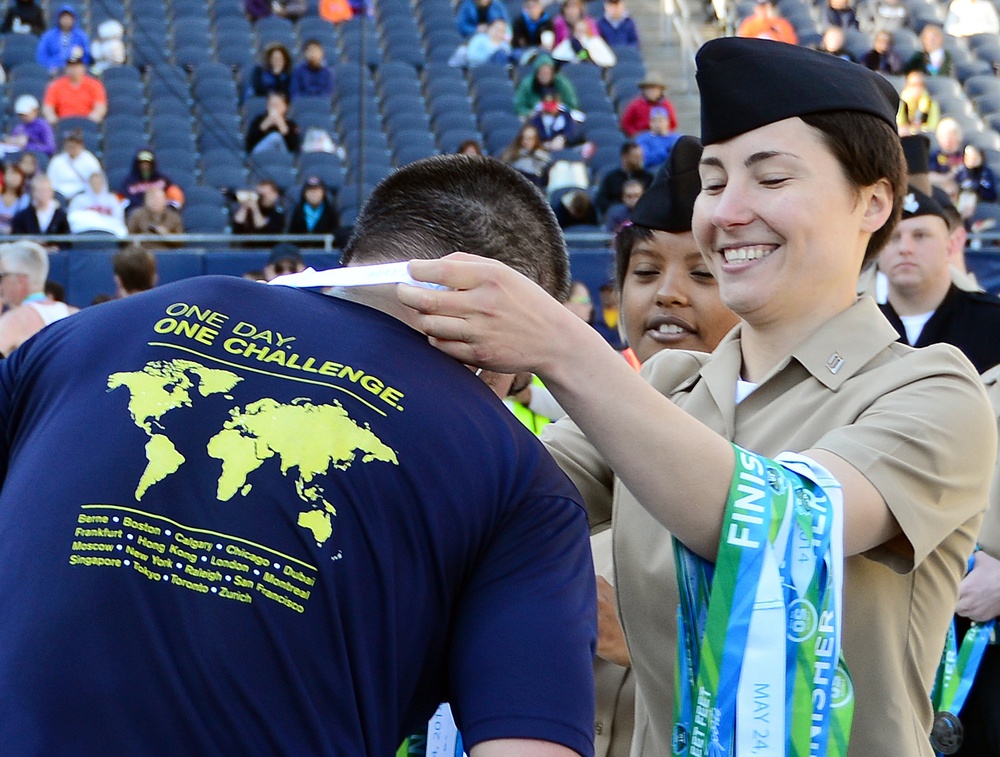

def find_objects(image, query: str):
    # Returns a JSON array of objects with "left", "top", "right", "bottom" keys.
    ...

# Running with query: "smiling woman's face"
[{"left": 620, "top": 229, "right": 738, "bottom": 361}]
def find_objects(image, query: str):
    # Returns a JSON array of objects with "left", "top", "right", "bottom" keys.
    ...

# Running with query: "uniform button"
[{"left": 595, "top": 722, "right": 604, "bottom": 735}]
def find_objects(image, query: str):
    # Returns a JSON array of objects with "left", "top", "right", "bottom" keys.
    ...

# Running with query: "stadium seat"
[
  {"left": 182, "top": 204, "right": 230, "bottom": 232},
  {"left": 393, "top": 142, "right": 438, "bottom": 166},
  {"left": 965, "top": 74, "right": 1000, "bottom": 100},
  {"left": 388, "top": 127, "right": 436, "bottom": 153},
  {"left": 174, "top": 46, "right": 214, "bottom": 70},
  {"left": 150, "top": 129, "right": 198, "bottom": 151},
  {"left": 975, "top": 92, "right": 1000, "bottom": 117},
  {"left": 2, "top": 34, "right": 40, "bottom": 71},
  {"left": 298, "top": 152, "right": 345, "bottom": 187},
  {"left": 437, "top": 128, "right": 482, "bottom": 153},
  {"left": 248, "top": 164, "right": 298, "bottom": 193},
  {"left": 201, "top": 163, "right": 249, "bottom": 191}
]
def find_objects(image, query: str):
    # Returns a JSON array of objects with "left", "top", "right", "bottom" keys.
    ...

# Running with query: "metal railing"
[
  {"left": 0, "top": 233, "right": 339, "bottom": 251},
  {"left": 660, "top": 0, "right": 705, "bottom": 93}
]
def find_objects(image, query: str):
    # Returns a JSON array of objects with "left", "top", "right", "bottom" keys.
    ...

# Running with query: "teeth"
[
  {"left": 656, "top": 324, "right": 687, "bottom": 334},
  {"left": 723, "top": 245, "right": 773, "bottom": 263}
]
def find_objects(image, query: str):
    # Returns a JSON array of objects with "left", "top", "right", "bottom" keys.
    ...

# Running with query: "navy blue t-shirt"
[{"left": 0, "top": 277, "right": 596, "bottom": 757}]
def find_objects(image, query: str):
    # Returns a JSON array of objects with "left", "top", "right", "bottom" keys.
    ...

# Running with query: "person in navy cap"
[
  {"left": 399, "top": 37, "right": 995, "bottom": 757},
  {"left": 879, "top": 186, "right": 1000, "bottom": 373}
]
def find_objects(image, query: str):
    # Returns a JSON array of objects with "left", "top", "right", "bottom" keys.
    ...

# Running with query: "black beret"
[
  {"left": 696, "top": 37, "right": 899, "bottom": 145},
  {"left": 900, "top": 134, "right": 930, "bottom": 177},
  {"left": 630, "top": 135, "right": 703, "bottom": 233},
  {"left": 901, "top": 186, "right": 949, "bottom": 224}
]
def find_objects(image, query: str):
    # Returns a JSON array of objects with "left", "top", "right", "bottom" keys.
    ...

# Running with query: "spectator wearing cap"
[
  {"left": 1, "top": 0, "right": 45, "bottom": 35},
  {"left": 597, "top": 0, "right": 638, "bottom": 46},
  {"left": 287, "top": 176, "right": 341, "bottom": 245},
  {"left": 232, "top": 179, "right": 286, "bottom": 243},
  {"left": 290, "top": 40, "right": 334, "bottom": 100},
  {"left": 528, "top": 92, "right": 579, "bottom": 151},
  {"left": 456, "top": 0, "right": 511, "bottom": 40},
  {"left": 634, "top": 108, "right": 680, "bottom": 170},
  {"left": 125, "top": 185, "right": 185, "bottom": 250},
  {"left": 35, "top": 5, "right": 91, "bottom": 74},
  {"left": 246, "top": 92, "right": 301, "bottom": 156},
  {"left": 879, "top": 186, "right": 1000, "bottom": 373},
  {"left": 737, "top": 0, "right": 798, "bottom": 43},
  {"left": 41, "top": 51, "right": 107, "bottom": 124},
  {"left": 46, "top": 129, "right": 101, "bottom": 200},
  {"left": 263, "top": 242, "right": 304, "bottom": 281},
  {"left": 620, "top": 73, "right": 677, "bottom": 138},
  {"left": 118, "top": 148, "right": 183, "bottom": 215},
  {"left": 4, "top": 95, "right": 55, "bottom": 157}
]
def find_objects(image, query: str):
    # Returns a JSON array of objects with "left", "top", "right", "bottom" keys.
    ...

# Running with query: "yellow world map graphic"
[{"left": 107, "top": 359, "right": 399, "bottom": 545}]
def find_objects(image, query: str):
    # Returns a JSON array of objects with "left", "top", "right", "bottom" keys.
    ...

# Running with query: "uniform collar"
[{"left": 677, "top": 296, "right": 901, "bottom": 394}]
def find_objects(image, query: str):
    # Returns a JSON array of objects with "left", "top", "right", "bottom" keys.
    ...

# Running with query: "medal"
[{"left": 930, "top": 711, "right": 963, "bottom": 755}]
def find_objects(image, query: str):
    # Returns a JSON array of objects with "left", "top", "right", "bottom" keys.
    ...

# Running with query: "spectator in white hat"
[{"left": 3, "top": 95, "right": 55, "bottom": 157}]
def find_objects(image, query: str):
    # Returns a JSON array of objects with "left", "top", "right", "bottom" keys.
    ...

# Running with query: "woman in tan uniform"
[
  {"left": 399, "top": 38, "right": 996, "bottom": 756},
  {"left": 591, "top": 135, "right": 738, "bottom": 757}
]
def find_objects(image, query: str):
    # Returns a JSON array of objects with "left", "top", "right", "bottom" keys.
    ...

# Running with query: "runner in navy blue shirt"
[{"left": 0, "top": 156, "right": 596, "bottom": 757}]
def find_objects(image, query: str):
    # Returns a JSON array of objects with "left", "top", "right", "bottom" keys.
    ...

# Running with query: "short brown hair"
[
  {"left": 801, "top": 111, "right": 905, "bottom": 267},
  {"left": 343, "top": 155, "right": 570, "bottom": 300},
  {"left": 113, "top": 246, "right": 157, "bottom": 294}
]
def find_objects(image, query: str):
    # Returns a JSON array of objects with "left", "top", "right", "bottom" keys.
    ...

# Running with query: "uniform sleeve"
[
  {"left": 976, "top": 367, "right": 1000, "bottom": 559},
  {"left": 448, "top": 491, "right": 597, "bottom": 756},
  {"left": 811, "top": 346, "right": 996, "bottom": 572},
  {"left": 542, "top": 417, "right": 615, "bottom": 530}
]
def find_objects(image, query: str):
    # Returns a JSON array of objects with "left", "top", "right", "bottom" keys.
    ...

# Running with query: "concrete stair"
[{"left": 620, "top": 0, "right": 722, "bottom": 135}]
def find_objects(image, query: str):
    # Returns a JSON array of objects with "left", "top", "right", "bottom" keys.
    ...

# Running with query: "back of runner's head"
[{"left": 342, "top": 155, "right": 570, "bottom": 301}]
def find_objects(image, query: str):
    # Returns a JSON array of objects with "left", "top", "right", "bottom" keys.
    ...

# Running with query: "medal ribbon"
[
  {"left": 672, "top": 446, "right": 853, "bottom": 757},
  {"left": 929, "top": 550, "right": 996, "bottom": 756}
]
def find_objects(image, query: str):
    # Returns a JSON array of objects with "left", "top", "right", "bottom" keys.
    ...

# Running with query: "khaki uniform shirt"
[
  {"left": 591, "top": 527, "right": 636, "bottom": 757},
  {"left": 978, "top": 366, "right": 1000, "bottom": 558},
  {"left": 543, "top": 297, "right": 995, "bottom": 757}
]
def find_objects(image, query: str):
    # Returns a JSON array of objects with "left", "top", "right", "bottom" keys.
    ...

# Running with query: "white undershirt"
[
  {"left": 35, "top": 203, "right": 56, "bottom": 232},
  {"left": 735, "top": 378, "right": 758, "bottom": 404},
  {"left": 898, "top": 312, "right": 934, "bottom": 345}
]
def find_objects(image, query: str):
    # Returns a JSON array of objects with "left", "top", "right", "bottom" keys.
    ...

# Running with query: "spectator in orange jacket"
[{"left": 737, "top": 0, "right": 798, "bottom": 43}]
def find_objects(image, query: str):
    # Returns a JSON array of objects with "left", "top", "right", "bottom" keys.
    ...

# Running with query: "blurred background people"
[
  {"left": 67, "top": 170, "right": 126, "bottom": 236},
  {"left": 125, "top": 185, "right": 184, "bottom": 250},
  {"left": 4, "top": 95, "right": 55, "bottom": 158},
  {"left": 287, "top": 175, "right": 340, "bottom": 245}
]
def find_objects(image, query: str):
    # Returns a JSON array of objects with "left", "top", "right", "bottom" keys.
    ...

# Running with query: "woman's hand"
[{"left": 398, "top": 252, "right": 586, "bottom": 377}]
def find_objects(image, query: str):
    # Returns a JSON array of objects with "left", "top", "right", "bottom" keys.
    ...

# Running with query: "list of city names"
[{"left": 70, "top": 505, "right": 317, "bottom": 614}]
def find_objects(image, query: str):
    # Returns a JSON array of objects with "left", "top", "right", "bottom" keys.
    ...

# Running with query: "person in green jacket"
[{"left": 513, "top": 54, "right": 579, "bottom": 116}]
